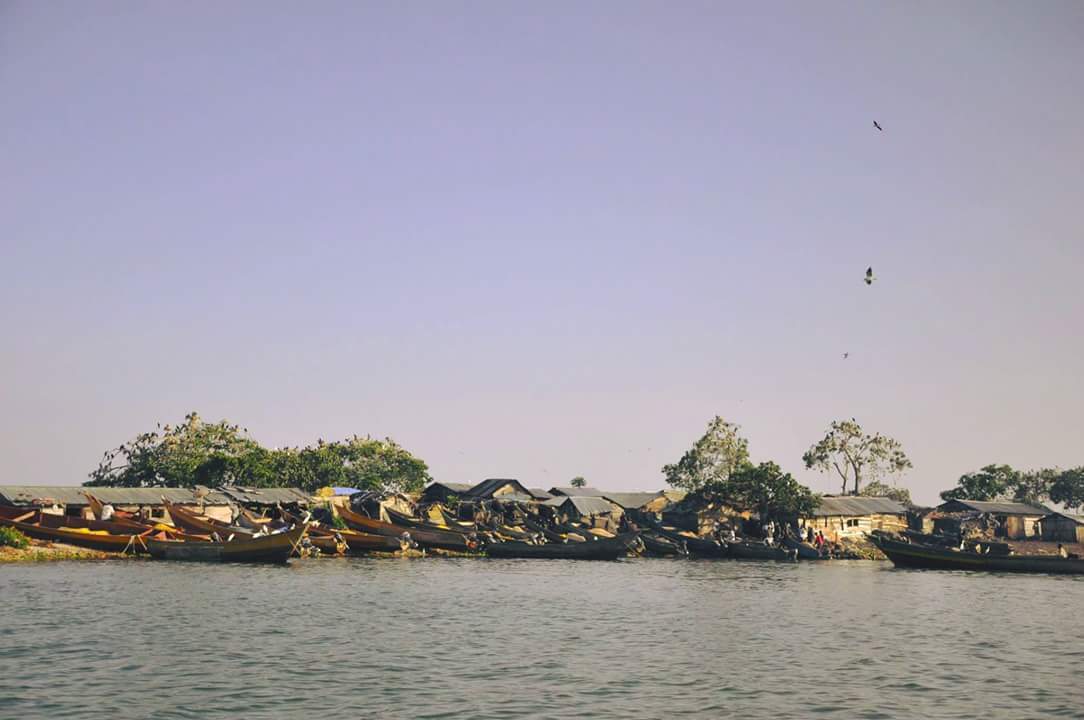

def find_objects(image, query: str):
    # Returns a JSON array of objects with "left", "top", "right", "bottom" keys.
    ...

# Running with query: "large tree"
[
  {"left": 570, "top": 476, "right": 586, "bottom": 488},
  {"left": 86, "top": 412, "right": 431, "bottom": 493},
  {"left": 938, "top": 464, "right": 1020, "bottom": 502},
  {"left": 719, "top": 461, "right": 818, "bottom": 522},
  {"left": 803, "top": 420, "right": 911, "bottom": 496},
  {"left": 663, "top": 416, "right": 750, "bottom": 493},
  {"left": 1050, "top": 467, "right": 1084, "bottom": 511}
]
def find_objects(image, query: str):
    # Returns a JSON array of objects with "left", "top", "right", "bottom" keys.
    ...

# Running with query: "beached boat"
[
  {"left": 782, "top": 537, "right": 824, "bottom": 560},
  {"left": 485, "top": 532, "right": 640, "bottom": 560},
  {"left": 146, "top": 525, "right": 307, "bottom": 563},
  {"left": 641, "top": 531, "right": 688, "bottom": 557},
  {"left": 651, "top": 526, "right": 727, "bottom": 558},
  {"left": 279, "top": 509, "right": 408, "bottom": 554},
  {"left": 726, "top": 540, "right": 798, "bottom": 561},
  {"left": 162, "top": 499, "right": 254, "bottom": 538},
  {"left": 871, "top": 534, "right": 1084, "bottom": 574},
  {"left": 0, "top": 510, "right": 151, "bottom": 553},
  {"left": 338, "top": 504, "right": 478, "bottom": 552}
]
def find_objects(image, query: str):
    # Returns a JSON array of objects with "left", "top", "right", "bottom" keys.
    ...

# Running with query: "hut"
[
  {"left": 542, "top": 495, "right": 621, "bottom": 527},
  {"left": 463, "top": 478, "right": 535, "bottom": 500},
  {"left": 603, "top": 491, "right": 679, "bottom": 524},
  {"left": 0, "top": 485, "right": 232, "bottom": 522},
  {"left": 419, "top": 482, "right": 473, "bottom": 505},
  {"left": 218, "top": 486, "right": 311, "bottom": 513},
  {"left": 549, "top": 486, "right": 607, "bottom": 498},
  {"left": 933, "top": 499, "right": 1047, "bottom": 540},
  {"left": 803, "top": 496, "right": 908, "bottom": 540},
  {"left": 1039, "top": 512, "right": 1084, "bottom": 544}
]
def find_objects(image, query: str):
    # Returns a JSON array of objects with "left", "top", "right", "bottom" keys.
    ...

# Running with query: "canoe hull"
[
  {"left": 146, "top": 526, "right": 305, "bottom": 564},
  {"left": 485, "top": 533, "right": 639, "bottom": 560},
  {"left": 339, "top": 505, "right": 475, "bottom": 552},
  {"left": 727, "top": 541, "right": 798, "bottom": 561},
  {"left": 872, "top": 535, "right": 1084, "bottom": 574}
]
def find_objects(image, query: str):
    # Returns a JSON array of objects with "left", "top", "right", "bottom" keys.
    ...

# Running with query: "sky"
[{"left": 1, "top": 2, "right": 1082, "bottom": 505}]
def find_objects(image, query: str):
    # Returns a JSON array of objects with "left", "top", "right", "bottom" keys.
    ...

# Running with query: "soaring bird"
[
  {"left": 843, "top": 352, "right": 850, "bottom": 359},
  {"left": 864, "top": 267, "right": 875, "bottom": 285},
  {"left": 873, "top": 121, "right": 883, "bottom": 131}
]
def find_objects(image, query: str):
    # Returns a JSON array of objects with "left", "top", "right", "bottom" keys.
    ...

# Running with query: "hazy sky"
[{"left": 2, "top": 2, "right": 1082, "bottom": 504}]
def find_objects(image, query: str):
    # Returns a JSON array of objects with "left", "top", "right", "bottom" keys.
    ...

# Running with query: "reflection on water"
[{"left": 2, "top": 558, "right": 1082, "bottom": 719}]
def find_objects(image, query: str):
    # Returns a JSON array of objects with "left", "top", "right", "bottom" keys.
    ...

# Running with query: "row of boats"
[
  {"left": 0, "top": 499, "right": 807, "bottom": 563},
  {"left": 870, "top": 530, "right": 1084, "bottom": 574}
]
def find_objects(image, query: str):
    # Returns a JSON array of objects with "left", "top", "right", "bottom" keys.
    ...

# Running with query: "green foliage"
[
  {"left": 663, "top": 416, "right": 750, "bottom": 493},
  {"left": 1050, "top": 467, "right": 1084, "bottom": 511},
  {"left": 570, "top": 476, "right": 586, "bottom": 488},
  {"left": 0, "top": 526, "right": 30, "bottom": 549},
  {"left": 860, "top": 480, "right": 912, "bottom": 506},
  {"left": 1013, "top": 468, "right": 1058, "bottom": 506},
  {"left": 86, "top": 412, "right": 431, "bottom": 494},
  {"left": 326, "top": 504, "right": 348, "bottom": 530},
  {"left": 803, "top": 419, "right": 911, "bottom": 495},
  {"left": 709, "top": 461, "right": 818, "bottom": 521},
  {"left": 939, "top": 464, "right": 1021, "bottom": 502}
]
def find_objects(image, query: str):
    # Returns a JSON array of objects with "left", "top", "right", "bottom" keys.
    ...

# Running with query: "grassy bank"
[{"left": 0, "top": 541, "right": 125, "bottom": 563}]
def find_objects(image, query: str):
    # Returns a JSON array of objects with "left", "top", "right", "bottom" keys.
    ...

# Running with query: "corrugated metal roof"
[
  {"left": 603, "top": 492, "right": 667, "bottom": 509},
  {"left": 542, "top": 495, "right": 615, "bottom": 516},
  {"left": 938, "top": 499, "right": 1048, "bottom": 516},
  {"left": 464, "top": 478, "right": 532, "bottom": 498},
  {"left": 527, "top": 488, "right": 554, "bottom": 500},
  {"left": 489, "top": 493, "right": 537, "bottom": 504},
  {"left": 1040, "top": 512, "right": 1084, "bottom": 525},
  {"left": 0, "top": 486, "right": 230, "bottom": 506},
  {"left": 217, "top": 486, "right": 311, "bottom": 505},
  {"left": 549, "top": 486, "right": 606, "bottom": 497},
  {"left": 810, "top": 496, "right": 908, "bottom": 517},
  {"left": 424, "top": 482, "right": 473, "bottom": 493}
]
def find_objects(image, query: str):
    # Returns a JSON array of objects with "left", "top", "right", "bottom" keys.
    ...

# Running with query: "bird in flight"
[
  {"left": 864, "top": 267, "right": 875, "bottom": 285},
  {"left": 843, "top": 352, "right": 850, "bottom": 359},
  {"left": 873, "top": 121, "right": 883, "bottom": 131}
]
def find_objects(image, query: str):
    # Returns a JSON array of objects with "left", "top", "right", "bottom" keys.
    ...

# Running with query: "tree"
[
  {"left": 939, "top": 464, "right": 1020, "bottom": 502},
  {"left": 1050, "top": 467, "right": 1084, "bottom": 511},
  {"left": 86, "top": 413, "right": 431, "bottom": 493},
  {"left": 570, "top": 476, "right": 586, "bottom": 488},
  {"left": 803, "top": 419, "right": 911, "bottom": 496},
  {"left": 859, "top": 480, "right": 912, "bottom": 506},
  {"left": 1012, "top": 468, "right": 1058, "bottom": 506},
  {"left": 663, "top": 416, "right": 750, "bottom": 493},
  {"left": 716, "top": 462, "right": 818, "bottom": 522}
]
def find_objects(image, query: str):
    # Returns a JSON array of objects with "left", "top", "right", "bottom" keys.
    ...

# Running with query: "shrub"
[{"left": 0, "top": 526, "right": 30, "bottom": 550}]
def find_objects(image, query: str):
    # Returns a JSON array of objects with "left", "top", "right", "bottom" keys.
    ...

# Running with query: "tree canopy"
[
  {"left": 1050, "top": 467, "right": 1084, "bottom": 511},
  {"left": 715, "top": 461, "right": 818, "bottom": 521},
  {"left": 86, "top": 412, "right": 431, "bottom": 494},
  {"left": 570, "top": 476, "right": 586, "bottom": 488},
  {"left": 939, "top": 464, "right": 1025, "bottom": 502},
  {"left": 802, "top": 419, "right": 911, "bottom": 495},
  {"left": 859, "top": 480, "right": 912, "bottom": 506},
  {"left": 663, "top": 416, "right": 750, "bottom": 494}
]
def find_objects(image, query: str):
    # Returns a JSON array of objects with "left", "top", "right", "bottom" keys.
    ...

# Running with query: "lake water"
[{"left": 2, "top": 557, "right": 1082, "bottom": 719}]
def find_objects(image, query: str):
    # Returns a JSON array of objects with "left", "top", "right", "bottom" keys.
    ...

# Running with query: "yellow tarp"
[{"left": 59, "top": 527, "right": 111, "bottom": 535}]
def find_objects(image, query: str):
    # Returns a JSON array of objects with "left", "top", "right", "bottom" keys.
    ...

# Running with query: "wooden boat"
[
  {"left": 146, "top": 525, "right": 307, "bottom": 563},
  {"left": 871, "top": 534, "right": 1084, "bottom": 574},
  {"left": 0, "top": 511, "right": 151, "bottom": 553},
  {"left": 279, "top": 509, "right": 407, "bottom": 554},
  {"left": 782, "top": 536, "right": 824, "bottom": 560},
  {"left": 485, "top": 532, "right": 639, "bottom": 560},
  {"left": 338, "top": 505, "right": 478, "bottom": 552},
  {"left": 641, "top": 531, "right": 688, "bottom": 557},
  {"left": 726, "top": 540, "right": 798, "bottom": 561},
  {"left": 523, "top": 518, "right": 579, "bottom": 543},
  {"left": 384, "top": 506, "right": 476, "bottom": 536},
  {"left": 652, "top": 526, "right": 728, "bottom": 557},
  {"left": 163, "top": 499, "right": 254, "bottom": 538}
]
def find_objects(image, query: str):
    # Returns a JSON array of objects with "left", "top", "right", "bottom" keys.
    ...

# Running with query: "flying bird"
[
  {"left": 873, "top": 121, "right": 883, "bottom": 131},
  {"left": 843, "top": 352, "right": 849, "bottom": 359},
  {"left": 864, "top": 267, "right": 875, "bottom": 285}
]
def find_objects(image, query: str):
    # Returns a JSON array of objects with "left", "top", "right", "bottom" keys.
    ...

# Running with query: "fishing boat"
[
  {"left": 338, "top": 504, "right": 478, "bottom": 552},
  {"left": 146, "top": 525, "right": 307, "bottom": 563},
  {"left": 0, "top": 510, "right": 151, "bottom": 553},
  {"left": 279, "top": 508, "right": 408, "bottom": 554},
  {"left": 782, "top": 536, "right": 824, "bottom": 560},
  {"left": 162, "top": 499, "right": 254, "bottom": 538},
  {"left": 485, "top": 532, "right": 640, "bottom": 560},
  {"left": 640, "top": 531, "right": 688, "bottom": 557},
  {"left": 726, "top": 540, "right": 798, "bottom": 561},
  {"left": 871, "top": 534, "right": 1084, "bottom": 574},
  {"left": 651, "top": 526, "right": 728, "bottom": 558}
]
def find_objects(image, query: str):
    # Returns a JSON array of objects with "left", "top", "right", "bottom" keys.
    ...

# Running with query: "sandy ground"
[{"left": 1007, "top": 540, "right": 1084, "bottom": 557}]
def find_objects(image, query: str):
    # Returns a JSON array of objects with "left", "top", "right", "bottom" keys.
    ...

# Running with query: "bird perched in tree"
[
  {"left": 873, "top": 121, "right": 883, "bottom": 131},
  {"left": 864, "top": 267, "right": 875, "bottom": 285}
]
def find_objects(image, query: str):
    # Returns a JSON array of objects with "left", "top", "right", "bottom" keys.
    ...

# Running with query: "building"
[
  {"left": 0, "top": 485, "right": 233, "bottom": 522},
  {"left": 549, "top": 486, "right": 607, "bottom": 498},
  {"left": 804, "top": 496, "right": 909, "bottom": 540},
  {"left": 419, "top": 482, "right": 473, "bottom": 505},
  {"left": 602, "top": 491, "right": 682, "bottom": 523},
  {"left": 933, "top": 499, "right": 1047, "bottom": 539},
  {"left": 463, "top": 478, "right": 536, "bottom": 500},
  {"left": 1039, "top": 512, "right": 1084, "bottom": 544},
  {"left": 542, "top": 495, "right": 621, "bottom": 525},
  {"left": 218, "top": 485, "right": 311, "bottom": 509}
]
